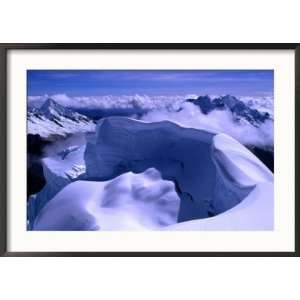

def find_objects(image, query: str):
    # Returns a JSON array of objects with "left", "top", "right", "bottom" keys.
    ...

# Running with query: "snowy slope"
[
  {"left": 84, "top": 117, "right": 272, "bottom": 220},
  {"left": 27, "top": 98, "right": 96, "bottom": 139},
  {"left": 164, "top": 182, "right": 273, "bottom": 230},
  {"left": 27, "top": 145, "right": 86, "bottom": 229},
  {"left": 209, "top": 133, "right": 273, "bottom": 216},
  {"left": 29, "top": 117, "right": 274, "bottom": 231},
  {"left": 33, "top": 169, "right": 180, "bottom": 231}
]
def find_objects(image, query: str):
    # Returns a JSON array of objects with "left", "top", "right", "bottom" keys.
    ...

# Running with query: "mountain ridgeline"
[
  {"left": 186, "top": 95, "right": 271, "bottom": 127},
  {"left": 27, "top": 95, "right": 273, "bottom": 140},
  {"left": 27, "top": 98, "right": 96, "bottom": 140}
]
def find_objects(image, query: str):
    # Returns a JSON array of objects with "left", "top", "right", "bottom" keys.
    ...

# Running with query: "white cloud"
[
  {"left": 28, "top": 93, "right": 190, "bottom": 110},
  {"left": 28, "top": 93, "right": 274, "bottom": 148},
  {"left": 28, "top": 93, "right": 273, "bottom": 112},
  {"left": 142, "top": 102, "right": 274, "bottom": 149}
]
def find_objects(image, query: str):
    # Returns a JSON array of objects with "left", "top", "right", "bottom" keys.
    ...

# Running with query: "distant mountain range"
[
  {"left": 27, "top": 95, "right": 273, "bottom": 139},
  {"left": 186, "top": 95, "right": 272, "bottom": 127},
  {"left": 27, "top": 98, "right": 96, "bottom": 139}
]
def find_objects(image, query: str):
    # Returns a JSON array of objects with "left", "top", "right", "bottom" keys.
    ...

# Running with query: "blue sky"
[{"left": 27, "top": 70, "right": 274, "bottom": 97}]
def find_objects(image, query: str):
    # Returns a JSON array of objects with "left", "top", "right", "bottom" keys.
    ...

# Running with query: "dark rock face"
[
  {"left": 187, "top": 95, "right": 213, "bottom": 114},
  {"left": 249, "top": 147, "right": 274, "bottom": 172},
  {"left": 27, "top": 134, "right": 49, "bottom": 197},
  {"left": 212, "top": 97, "right": 226, "bottom": 109},
  {"left": 27, "top": 159, "right": 46, "bottom": 198},
  {"left": 27, "top": 134, "right": 49, "bottom": 156},
  {"left": 187, "top": 95, "right": 270, "bottom": 127}
]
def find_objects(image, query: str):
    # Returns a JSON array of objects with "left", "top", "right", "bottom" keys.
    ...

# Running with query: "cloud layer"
[
  {"left": 28, "top": 94, "right": 274, "bottom": 148},
  {"left": 28, "top": 93, "right": 189, "bottom": 110},
  {"left": 142, "top": 102, "right": 274, "bottom": 149},
  {"left": 28, "top": 93, "right": 273, "bottom": 113}
]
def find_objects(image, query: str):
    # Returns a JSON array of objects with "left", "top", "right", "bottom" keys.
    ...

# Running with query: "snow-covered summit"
[
  {"left": 28, "top": 117, "right": 273, "bottom": 231},
  {"left": 39, "top": 98, "right": 89, "bottom": 122},
  {"left": 84, "top": 117, "right": 273, "bottom": 222},
  {"left": 32, "top": 169, "right": 180, "bottom": 231},
  {"left": 187, "top": 95, "right": 271, "bottom": 127},
  {"left": 27, "top": 98, "right": 95, "bottom": 139}
]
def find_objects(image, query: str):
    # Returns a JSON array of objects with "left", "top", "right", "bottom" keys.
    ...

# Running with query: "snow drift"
[
  {"left": 33, "top": 168, "right": 180, "bottom": 231},
  {"left": 164, "top": 182, "right": 273, "bottom": 230},
  {"left": 29, "top": 117, "right": 273, "bottom": 230},
  {"left": 84, "top": 117, "right": 273, "bottom": 222}
]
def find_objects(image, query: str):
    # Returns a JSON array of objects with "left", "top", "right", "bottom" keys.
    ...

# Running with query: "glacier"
[{"left": 29, "top": 116, "right": 274, "bottom": 231}]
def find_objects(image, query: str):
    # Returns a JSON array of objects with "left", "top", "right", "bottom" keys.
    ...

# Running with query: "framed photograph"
[{"left": 0, "top": 44, "right": 299, "bottom": 256}]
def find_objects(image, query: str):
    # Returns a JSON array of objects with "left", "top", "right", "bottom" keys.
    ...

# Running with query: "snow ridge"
[{"left": 28, "top": 117, "right": 273, "bottom": 231}]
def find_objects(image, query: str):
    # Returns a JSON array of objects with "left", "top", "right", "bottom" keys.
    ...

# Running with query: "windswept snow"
[
  {"left": 164, "top": 182, "right": 273, "bottom": 230},
  {"left": 28, "top": 117, "right": 274, "bottom": 231},
  {"left": 210, "top": 134, "right": 273, "bottom": 215},
  {"left": 212, "top": 134, "right": 273, "bottom": 187},
  {"left": 33, "top": 168, "right": 180, "bottom": 231},
  {"left": 84, "top": 117, "right": 273, "bottom": 221}
]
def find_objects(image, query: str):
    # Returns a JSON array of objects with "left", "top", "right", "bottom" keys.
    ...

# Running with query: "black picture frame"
[{"left": 0, "top": 43, "right": 299, "bottom": 257}]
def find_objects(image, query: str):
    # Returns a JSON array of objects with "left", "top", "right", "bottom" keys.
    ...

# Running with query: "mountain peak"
[
  {"left": 40, "top": 98, "right": 63, "bottom": 112},
  {"left": 28, "top": 98, "right": 95, "bottom": 138},
  {"left": 186, "top": 94, "right": 270, "bottom": 127},
  {"left": 43, "top": 98, "right": 57, "bottom": 106},
  {"left": 38, "top": 98, "right": 76, "bottom": 120}
]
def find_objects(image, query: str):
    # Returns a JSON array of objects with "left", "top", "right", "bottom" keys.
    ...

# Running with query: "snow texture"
[
  {"left": 83, "top": 117, "right": 273, "bottom": 221},
  {"left": 164, "top": 182, "right": 273, "bottom": 230},
  {"left": 33, "top": 169, "right": 180, "bottom": 230},
  {"left": 27, "top": 145, "right": 86, "bottom": 229},
  {"left": 29, "top": 117, "right": 273, "bottom": 231}
]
